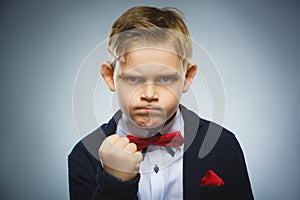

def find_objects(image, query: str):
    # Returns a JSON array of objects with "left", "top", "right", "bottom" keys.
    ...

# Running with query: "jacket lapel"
[{"left": 180, "top": 105, "right": 206, "bottom": 199}]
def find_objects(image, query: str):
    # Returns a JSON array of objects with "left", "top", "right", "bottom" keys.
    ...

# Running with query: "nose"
[{"left": 140, "top": 83, "right": 158, "bottom": 102}]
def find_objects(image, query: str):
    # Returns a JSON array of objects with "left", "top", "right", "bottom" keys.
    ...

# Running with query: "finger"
[
  {"left": 134, "top": 151, "right": 143, "bottom": 162},
  {"left": 114, "top": 137, "right": 130, "bottom": 149},
  {"left": 99, "top": 134, "right": 120, "bottom": 153},
  {"left": 105, "top": 134, "right": 120, "bottom": 145},
  {"left": 123, "top": 143, "right": 137, "bottom": 153}
]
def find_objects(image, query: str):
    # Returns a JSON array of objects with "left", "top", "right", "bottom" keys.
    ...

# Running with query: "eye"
[
  {"left": 128, "top": 77, "right": 138, "bottom": 82},
  {"left": 161, "top": 77, "right": 172, "bottom": 83},
  {"left": 158, "top": 76, "right": 178, "bottom": 84},
  {"left": 121, "top": 76, "right": 143, "bottom": 84}
]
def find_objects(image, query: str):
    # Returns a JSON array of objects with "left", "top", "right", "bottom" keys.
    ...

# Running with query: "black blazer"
[{"left": 68, "top": 105, "right": 254, "bottom": 199}]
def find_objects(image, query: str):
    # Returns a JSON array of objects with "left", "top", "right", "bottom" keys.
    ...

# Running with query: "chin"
[{"left": 134, "top": 117, "right": 165, "bottom": 129}]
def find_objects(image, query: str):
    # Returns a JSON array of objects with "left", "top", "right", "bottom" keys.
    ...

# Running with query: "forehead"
[{"left": 118, "top": 47, "right": 182, "bottom": 74}]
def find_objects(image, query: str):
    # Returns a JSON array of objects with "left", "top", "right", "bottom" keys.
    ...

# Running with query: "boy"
[{"left": 68, "top": 6, "right": 254, "bottom": 200}]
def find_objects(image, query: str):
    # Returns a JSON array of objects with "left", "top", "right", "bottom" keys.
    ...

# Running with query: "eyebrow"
[
  {"left": 119, "top": 71, "right": 180, "bottom": 78},
  {"left": 118, "top": 71, "right": 142, "bottom": 77},
  {"left": 159, "top": 71, "right": 180, "bottom": 76}
]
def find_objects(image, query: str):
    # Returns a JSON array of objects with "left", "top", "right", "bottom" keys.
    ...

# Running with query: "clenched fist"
[{"left": 99, "top": 134, "right": 143, "bottom": 181}]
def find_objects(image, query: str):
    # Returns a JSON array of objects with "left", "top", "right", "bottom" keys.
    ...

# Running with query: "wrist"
[{"left": 103, "top": 165, "right": 138, "bottom": 182}]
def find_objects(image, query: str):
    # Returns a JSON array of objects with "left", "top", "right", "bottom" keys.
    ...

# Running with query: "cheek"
[
  {"left": 161, "top": 84, "right": 183, "bottom": 101},
  {"left": 117, "top": 86, "right": 139, "bottom": 109},
  {"left": 160, "top": 90, "right": 180, "bottom": 102},
  {"left": 163, "top": 78, "right": 185, "bottom": 95}
]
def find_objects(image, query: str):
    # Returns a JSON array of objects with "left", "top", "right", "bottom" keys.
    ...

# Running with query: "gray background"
[{"left": 1, "top": 0, "right": 299, "bottom": 199}]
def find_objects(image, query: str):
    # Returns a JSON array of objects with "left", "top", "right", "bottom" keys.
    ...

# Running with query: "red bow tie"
[{"left": 127, "top": 131, "right": 184, "bottom": 151}]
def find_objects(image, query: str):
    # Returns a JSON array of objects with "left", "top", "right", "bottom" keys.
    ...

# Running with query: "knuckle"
[
  {"left": 121, "top": 137, "right": 130, "bottom": 144},
  {"left": 106, "top": 134, "right": 119, "bottom": 142},
  {"left": 128, "top": 143, "right": 136, "bottom": 150},
  {"left": 130, "top": 143, "right": 137, "bottom": 150},
  {"left": 136, "top": 152, "right": 143, "bottom": 161}
]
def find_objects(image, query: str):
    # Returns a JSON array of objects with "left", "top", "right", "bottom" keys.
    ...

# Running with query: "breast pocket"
[{"left": 198, "top": 184, "right": 229, "bottom": 200}]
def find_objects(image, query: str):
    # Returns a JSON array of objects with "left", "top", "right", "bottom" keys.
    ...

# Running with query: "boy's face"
[{"left": 101, "top": 46, "right": 196, "bottom": 129}]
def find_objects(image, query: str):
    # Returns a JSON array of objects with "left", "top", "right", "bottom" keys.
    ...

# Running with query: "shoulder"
[
  {"left": 180, "top": 104, "right": 240, "bottom": 156},
  {"left": 200, "top": 117, "right": 238, "bottom": 145},
  {"left": 68, "top": 110, "right": 122, "bottom": 164},
  {"left": 182, "top": 106, "right": 246, "bottom": 166},
  {"left": 198, "top": 118, "right": 244, "bottom": 164}
]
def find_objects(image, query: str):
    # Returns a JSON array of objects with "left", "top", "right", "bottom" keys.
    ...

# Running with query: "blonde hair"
[{"left": 107, "top": 6, "right": 192, "bottom": 68}]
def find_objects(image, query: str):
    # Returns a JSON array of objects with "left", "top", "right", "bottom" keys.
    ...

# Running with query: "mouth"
[
  {"left": 135, "top": 106, "right": 163, "bottom": 113},
  {"left": 132, "top": 106, "right": 166, "bottom": 128}
]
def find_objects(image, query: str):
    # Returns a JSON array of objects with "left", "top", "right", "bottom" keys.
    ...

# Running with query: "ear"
[
  {"left": 100, "top": 62, "right": 115, "bottom": 91},
  {"left": 183, "top": 63, "right": 197, "bottom": 93}
]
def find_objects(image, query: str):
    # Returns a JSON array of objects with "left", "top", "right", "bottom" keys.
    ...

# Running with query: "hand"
[{"left": 99, "top": 134, "right": 143, "bottom": 181}]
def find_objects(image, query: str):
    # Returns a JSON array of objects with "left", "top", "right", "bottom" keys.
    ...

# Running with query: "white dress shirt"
[{"left": 116, "top": 109, "right": 184, "bottom": 200}]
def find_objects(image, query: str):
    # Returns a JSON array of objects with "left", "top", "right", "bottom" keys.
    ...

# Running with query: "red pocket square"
[{"left": 200, "top": 170, "right": 224, "bottom": 186}]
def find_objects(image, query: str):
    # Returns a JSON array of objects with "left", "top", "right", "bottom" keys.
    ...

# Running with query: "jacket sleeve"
[
  {"left": 93, "top": 165, "right": 140, "bottom": 200},
  {"left": 230, "top": 136, "right": 254, "bottom": 200},
  {"left": 68, "top": 142, "right": 140, "bottom": 200}
]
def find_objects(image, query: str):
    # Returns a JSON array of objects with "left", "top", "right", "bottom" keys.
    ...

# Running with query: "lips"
[
  {"left": 132, "top": 106, "right": 166, "bottom": 127},
  {"left": 136, "top": 106, "right": 162, "bottom": 110},
  {"left": 135, "top": 106, "right": 163, "bottom": 114}
]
